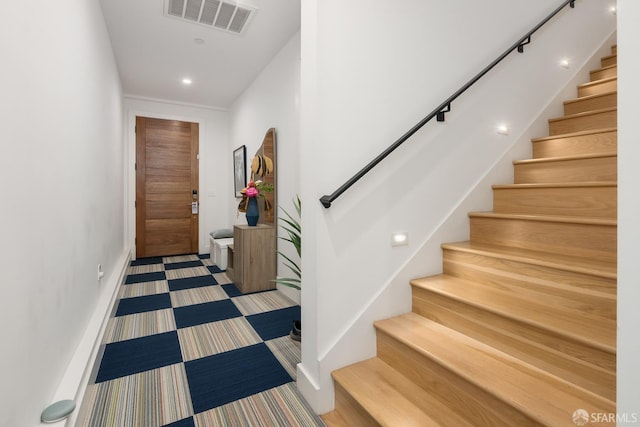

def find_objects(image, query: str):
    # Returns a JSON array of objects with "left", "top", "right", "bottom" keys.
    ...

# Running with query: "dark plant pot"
[
  {"left": 290, "top": 320, "right": 301, "bottom": 342},
  {"left": 246, "top": 197, "right": 259, "bottom": 226}
]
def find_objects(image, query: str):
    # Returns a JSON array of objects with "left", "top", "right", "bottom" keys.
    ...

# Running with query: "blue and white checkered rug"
[{"left": 76, "top": 254, "right": 323, "bottom": 427}]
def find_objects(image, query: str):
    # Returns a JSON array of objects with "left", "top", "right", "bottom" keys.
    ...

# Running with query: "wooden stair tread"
[
  {"left": 375, "top": 313, "right": 614, "bottom": 424},
  {"left": 332, "top": 357, "right": 473, "bottom": 427},
  {"left": 441, "top": 241, "right": 616, "bottom": 279},
  {"left": 468, "top": 211, "right": 616, "bottom": 226},
  {"left": 564, "top": 90, "right": 616, "bottom": 105},
  {"left": 492, "top": 181, "right": 616, "bottom": 190},
  {"left": 591, "top": 63, "right": 617, "bottom": 74},
  {"left": 548, "top": 106, "right": 616, "bottom": 123},
  {"left": 589, "top": 66, "right": 617, "bottom": 82},
  {"left": 578, "top": 76, "right": 617, "bottom": 89},
  {"left": 513, "top": 151, "right": 616, "bottom": 165},
  {"left": 410, "top": 275, "right": 616, "bottom": 353},
  {"left": 531, "top": 127, "right": 616, "bottom": 142},
  {"left": 321, "top": 410, "right": 350, "bottom": 427}
]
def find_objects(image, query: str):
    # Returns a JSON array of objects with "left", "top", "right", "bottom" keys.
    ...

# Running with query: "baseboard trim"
[
  {"left": 47, "top": 249, "right": 131, "bottom": 426},
  {"left": 297, "top": 363, "right": 334, "bottom": 415}
]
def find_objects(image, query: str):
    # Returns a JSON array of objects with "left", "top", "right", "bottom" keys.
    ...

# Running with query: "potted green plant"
[{"left": 274, "top": 196, "right": 301, "bottom": 340}]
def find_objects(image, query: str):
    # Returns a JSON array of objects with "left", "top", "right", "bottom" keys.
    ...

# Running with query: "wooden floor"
[{"left": 323, "top": 45, "right": 617, "bottom": 427}]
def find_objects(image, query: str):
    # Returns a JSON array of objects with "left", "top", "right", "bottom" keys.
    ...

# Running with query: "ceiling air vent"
[{"left": 166, "top": 0, "right": 256, "bottom": 35}]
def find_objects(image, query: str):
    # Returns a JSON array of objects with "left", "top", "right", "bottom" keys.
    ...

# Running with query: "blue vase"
[{"left": 246, "top": 197, "right": 259, "bottom": 226}]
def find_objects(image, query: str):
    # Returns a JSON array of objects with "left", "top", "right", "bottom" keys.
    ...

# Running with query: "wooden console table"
[{"left": 226, "top": 224, "right": 276, "bottom": 293}]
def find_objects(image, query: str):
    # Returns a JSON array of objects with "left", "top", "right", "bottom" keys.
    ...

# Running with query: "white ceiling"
[{"left": 99, "top": 0, "right": 301, "bottom": 108}]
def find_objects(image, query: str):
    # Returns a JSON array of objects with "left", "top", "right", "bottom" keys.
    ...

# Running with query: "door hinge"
[
  {"left": 135, "top": 125, "right": 137, "bottom": 133},
  {"left": 135, "top": 162, "right": 137, "bottom": 171},
  {"left": 134, "top": 200, "right": 137, "bottom": 208},
  {"left": 135, "top": 237, "right": 137, "bottom": 244}
]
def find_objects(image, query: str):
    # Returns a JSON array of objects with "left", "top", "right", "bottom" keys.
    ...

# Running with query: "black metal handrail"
[{"left": 320, "top": 0, "right": 575, "bottom": 208}]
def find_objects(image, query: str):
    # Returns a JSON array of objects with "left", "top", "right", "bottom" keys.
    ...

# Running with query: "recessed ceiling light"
[
  {"left": 560, "top": 58, "right": 570, "bottom": 69},
  {"left": 182, "top": 78, "right": 192, "bottom": 85},
  {"left": 609, "top": 5, "right": 617, "bottom": 15}
]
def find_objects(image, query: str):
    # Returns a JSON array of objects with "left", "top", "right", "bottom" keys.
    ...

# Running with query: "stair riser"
[
  {"left": 376, "top": 331, "right": 541, "bottom": 427},
  {"left": 443, "top": 253, "right": 616, "bottom": 320},
  {"left": 601, "top": 55, "right": 617, "bottom": 67},
  {"left": 590, "top": 66, "right": 617, "bottom": 81},
  {"left": 442, "top": 250, "right": 617, "bottom": 315},
  {"left": 564, "top": 92, "right": 616, "bottom": 115},
  {"left": 578, "top": 79, "right": 617, "bottom": 97},
  {"left": 612, "top": 45, "right": 617, "bottom": 55},
  {"left": 548, "top": 109, "right": 616, "bottom": 135},
  {"left": 532, "top": 130, "right": 617, "bottom": 158},
  {"left": 493, "top": 186, "right": 616, "bottom": 218},
  {"left": 332, "top": 381, "right": 380, "bottom": 426},
  {"left": 469, "top": 216, "right": 617, "bottom": 263},
  {"left": 514, "top": 156, "right": 617, "bottom": 184},
  {"left": 411, "top": 288, "right": 616, "bottom": 401}
]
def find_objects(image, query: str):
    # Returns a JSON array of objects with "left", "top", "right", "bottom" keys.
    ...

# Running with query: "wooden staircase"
[{"left": 322, "top": 45, "right": 617, "bottom": 427}]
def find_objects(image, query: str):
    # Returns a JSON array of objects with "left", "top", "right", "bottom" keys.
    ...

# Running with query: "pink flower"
[{"left": 245, "top": 186, "right": 259, "bottom": 197}]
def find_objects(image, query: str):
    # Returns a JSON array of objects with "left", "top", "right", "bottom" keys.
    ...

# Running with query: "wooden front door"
[{"left": 136, "top": 117, "right": 199, "bottom": 258}]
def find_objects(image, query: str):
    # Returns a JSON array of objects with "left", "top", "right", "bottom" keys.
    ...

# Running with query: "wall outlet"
[{"left": 98, "top": 264, "right": 105, "bottom": 281}]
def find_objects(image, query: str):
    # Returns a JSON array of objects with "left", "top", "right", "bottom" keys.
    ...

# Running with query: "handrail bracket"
[
  {"left": 437, "top": 103, "right": 451, "bottom": 122},
  {"left": 517, "top": 36, "right": 531, "bottom": 53}
]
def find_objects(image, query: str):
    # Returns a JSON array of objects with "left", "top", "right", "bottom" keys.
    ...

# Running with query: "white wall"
[
  {"left": 299, "top": 0, "right": 616, "bottom": 412},
  {"left": 0, "top": 1, "right": 126, "bottom": 425},
  {"left": 228, "top": 32, "right": 301, "bottom": 303},
  {"left": 123, "top": 97, "right": 229, "bottom": 256},
  {"left": 617, "top": 0, "right": 640, "bottom": 418}
]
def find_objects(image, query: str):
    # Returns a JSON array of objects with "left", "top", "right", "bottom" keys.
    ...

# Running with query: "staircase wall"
[{"left": 299, "top": 0, "right": 617, "bottom": 413}]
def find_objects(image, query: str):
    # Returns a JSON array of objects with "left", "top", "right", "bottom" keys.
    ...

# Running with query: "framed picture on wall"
[{"left": 233, "top": 145, "right": 247, "bottom": 198}]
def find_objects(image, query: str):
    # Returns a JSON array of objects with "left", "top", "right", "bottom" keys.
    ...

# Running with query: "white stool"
[{"left": 210, "top": 237, "right": 234, "bottom": 270}]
